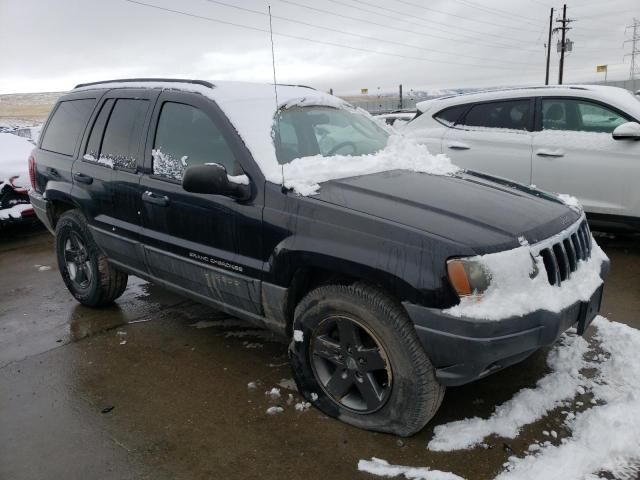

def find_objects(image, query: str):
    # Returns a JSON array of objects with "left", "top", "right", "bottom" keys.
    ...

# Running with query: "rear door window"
[
  {"left": 84, "top": 99, "right": 115, "bottom": 162},
  {"left": 461, "top": 100, "right": 532, "bottom": 131},
  {"left": 98, "top": 99, "right": 150, "bottom": 170},
  {"left": 152, "top": 102, "right": 240, "bottom": 180},
  {"left": 41, "top": 99, "right": 95, "bottom": 156}
]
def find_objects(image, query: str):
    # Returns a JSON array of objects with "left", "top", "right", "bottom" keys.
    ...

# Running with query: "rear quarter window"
[
  {"left": 433, "top": 105, "right": 468, "bottom": 126},
  {"left": 41, "top": 99, "right": 95, "bottom": 156}
]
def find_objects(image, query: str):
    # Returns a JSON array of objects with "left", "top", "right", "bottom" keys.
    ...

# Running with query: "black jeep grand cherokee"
[{"left": 28, "top": 79, "right": 609, "bottom": 436}]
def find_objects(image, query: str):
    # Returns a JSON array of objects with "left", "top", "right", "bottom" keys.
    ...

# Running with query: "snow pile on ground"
[
  {"left": 496, "top": 317, "right": 640, "bottom": 480},
  {"left": 360, "top": 317, "right": 640, "bottom": 480},
  {"left": 0, "top": 132, "right": 33, "bottom": 187},
  {"left": 428, "top": 333, "right": 590, "bottom": 451},
  {"left": 266, "top": 387, "right": 281, "bottom": 399},
  {"left": 281, "top": 135, "right": 460, "bottom": 195},
  {"left": 446, "top": 239, "right": 607, "bottom": 321},
  {"left": 358, "top": 458, "right": 464, "bottom": 480}
]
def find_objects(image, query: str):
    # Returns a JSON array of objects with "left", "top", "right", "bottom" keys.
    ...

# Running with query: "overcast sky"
[{"left": 1, "top": 0, "right": 638, "bottom": 94}]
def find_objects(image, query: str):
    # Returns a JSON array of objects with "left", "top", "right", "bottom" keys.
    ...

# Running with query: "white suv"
[{"left": 404, "top": 85, "right": 640, "bottom": 231}]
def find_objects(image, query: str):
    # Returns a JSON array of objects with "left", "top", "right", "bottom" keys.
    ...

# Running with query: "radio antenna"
[{"left": 268, "top": 4, "right": 286, "bottom": 192}]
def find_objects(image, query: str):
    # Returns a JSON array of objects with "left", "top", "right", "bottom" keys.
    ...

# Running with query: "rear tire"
[
  {"left": 289, "top": 283, "right": 445, "bottom": 437},
  {"left": 55, "top": 210, "right": 128, "bottom": 307}
]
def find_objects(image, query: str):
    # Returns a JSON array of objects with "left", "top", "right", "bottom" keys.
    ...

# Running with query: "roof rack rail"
[
  {"left": 276, "top": 83, "right": 316, "bottom": 90},
  {"left": 73, "top": 78, "right": 215, "bottom": 89}
]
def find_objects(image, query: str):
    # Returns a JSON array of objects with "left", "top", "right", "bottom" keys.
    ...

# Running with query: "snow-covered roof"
[
  {"left": 416, "top": 85, "right": 640, "bottom": 120},
  {"left": 74, "top": 80, "right": 348, "bottom": 184}
]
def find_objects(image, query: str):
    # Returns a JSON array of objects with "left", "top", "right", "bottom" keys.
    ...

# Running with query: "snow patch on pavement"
[
  {"left": 428, "top": 332, "right": 590, "bottom": 451},
  {"left": 360, "top": 317, "right": 640, "bottom": 479},
  {"left": 358, "top": 458, "right": 464, "bottom": 480},
  {"left": 266, "top": 406, "right": 284, "bottom": 415},
  {"left": 496, "top": 316, "right": 640, "bottom": 480}
]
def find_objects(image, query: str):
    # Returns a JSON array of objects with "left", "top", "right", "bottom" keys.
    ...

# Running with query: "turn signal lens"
[
  {"left": 447, "top": 260, "right": 472, "bottom": 297},
  {"left": 446, "top": 258, "right": 491, "bottom": 298}
]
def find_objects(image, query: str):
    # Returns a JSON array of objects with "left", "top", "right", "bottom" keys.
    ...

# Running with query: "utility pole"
[
  {"left": 624, "top": 18, "right": 640, "bottom": 81},
  {"left": 398, "top": 84, "right": 403, "bottom": 109},
  {"left": 555, "top": 4, "right": 573, "bottom": 85},
  {"left": 545, "top": 7, "right": 554, "bottom": 85}
]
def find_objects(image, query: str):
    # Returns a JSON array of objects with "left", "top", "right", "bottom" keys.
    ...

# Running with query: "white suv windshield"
[{"left": 274, "top": 106, "right": 389, "bottom": 164}]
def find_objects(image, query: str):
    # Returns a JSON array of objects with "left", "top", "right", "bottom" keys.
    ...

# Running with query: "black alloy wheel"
[
  {"left": 310, "top": 315, "right": 392, "bottom": 413},
  {"left": 62, "top": 231, "right": 93, "bottom": 290}
]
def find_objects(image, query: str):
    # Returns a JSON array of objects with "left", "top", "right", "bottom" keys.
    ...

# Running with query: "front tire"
[
  {"left": 55, "top": 210, "right": 128, "bottom": 307},
  {"left": 289, "top": 283, "right": 445, "bottom": 436}
]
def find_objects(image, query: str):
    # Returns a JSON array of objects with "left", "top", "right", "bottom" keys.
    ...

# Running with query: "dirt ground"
[{"left": 0, "top": 225, "right": 638, "bottom": 480}]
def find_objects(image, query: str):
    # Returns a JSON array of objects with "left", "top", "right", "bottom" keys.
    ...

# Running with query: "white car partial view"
[
  {"left": 404, "top": 85, "right": 640, "bottom": 231},
  {"left": 374, "top": 110, "right": 416, "bottom": 128}
]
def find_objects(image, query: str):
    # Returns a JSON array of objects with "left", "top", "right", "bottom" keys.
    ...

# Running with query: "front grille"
[{"left": 532, "top": 218, "right": 592, "bottom": 286}]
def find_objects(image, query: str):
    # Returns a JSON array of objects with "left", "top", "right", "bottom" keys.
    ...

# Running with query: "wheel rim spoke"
[
  {"left": 357, "top": 347, "right": 387, "bottom": 373},
  {"left": 75, "top": 264, "right": 87, "bottom": 285},
  {"left": 325, "top": 369, "right": 353, "bottom": 399},
  {"left": 336, "top": 318, "right": 362, "bottom": 351},
  {"left": 313, "top": 335, "right": 345, "bottom": 366},
  {"left": 355, "top": 373, "right": 384, "bottom": 410}
]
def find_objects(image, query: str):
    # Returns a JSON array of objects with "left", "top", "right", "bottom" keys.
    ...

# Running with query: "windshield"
[{"left": 274, "top": 106, "right": 389, "bottom": 164}]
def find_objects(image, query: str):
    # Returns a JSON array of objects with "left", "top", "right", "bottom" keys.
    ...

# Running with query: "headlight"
[{"left": 446, "top": 258, "right": 491, "bottom": 297}]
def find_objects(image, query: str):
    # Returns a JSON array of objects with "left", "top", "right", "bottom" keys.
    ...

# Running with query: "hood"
[{"left": 311, "top": 169, "right": 580, "bottom": 254}]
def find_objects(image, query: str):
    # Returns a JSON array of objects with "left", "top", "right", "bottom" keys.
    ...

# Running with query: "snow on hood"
[
  {"left": 74, "top": 81, "right": 454, "bottom": 194},
  {"left": 0, "top": 132, "right": 34, "bottom": 187},
  {"left": 281, "top": 135, "right": 460, "bottom": 195}
]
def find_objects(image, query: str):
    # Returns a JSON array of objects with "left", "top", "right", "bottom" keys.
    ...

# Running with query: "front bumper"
[{"left": 405, "top": 258, "right": 610, "bottom": 387}]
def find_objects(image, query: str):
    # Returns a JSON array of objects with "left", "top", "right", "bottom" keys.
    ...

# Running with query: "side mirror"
[
  {"left": 612, "top": 122, "right": 640, "bottom": 140},
  {"left": 182, "top": 163, "right": 250, "bottom": 200}
]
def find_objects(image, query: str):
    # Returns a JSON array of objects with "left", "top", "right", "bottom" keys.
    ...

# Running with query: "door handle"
[
  {"left": 447, "top": 142, "right": 471, "bottom": 151},
  {"left": 535, "top": 149, "right": 564, "bottom": 158},
  {"left": 73, "top": 172, "right": 93, "bottom": 184},
  {"left": 142, "top": 191, "right": 170, "bottom": 207}
]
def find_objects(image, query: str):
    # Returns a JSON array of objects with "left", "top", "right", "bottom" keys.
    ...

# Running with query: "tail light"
[
  {"left": 28, "top": 151, "right": 37, "bottom": 191},
  {"left": 9, "top": 176, "right": 28, "bottom": 194}
]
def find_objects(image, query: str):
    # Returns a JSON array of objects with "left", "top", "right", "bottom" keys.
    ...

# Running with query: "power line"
[
  {"left": 281, "top": 0, "right": 538, "bottom": 50},
  {"left": 371, "top": 0, "right": 542, "bottom": 33},
  {"left": 454, "top": 0, "right": 543, "bottom": 27},
  {"left": 328, "top": 0, "right": 540, "bottom": 47},
  {"left": 124, "top": 0, "right": 545, "bottom": 72},
  {"left": 202, "top": 0, "right": 536, "bottom": 65}
]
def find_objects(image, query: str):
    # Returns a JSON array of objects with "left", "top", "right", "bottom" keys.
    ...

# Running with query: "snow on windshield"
[
  {"left": 74, "top": 81, "right": 457, "bottom": 193},
  {"left": 280, "top": 135, "right": 460, "bottom": 196}
]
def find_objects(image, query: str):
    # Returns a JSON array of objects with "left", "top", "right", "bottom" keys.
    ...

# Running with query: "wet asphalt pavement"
[{"left": 1, "top": 225, "right": 638, "bottom": 480}]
